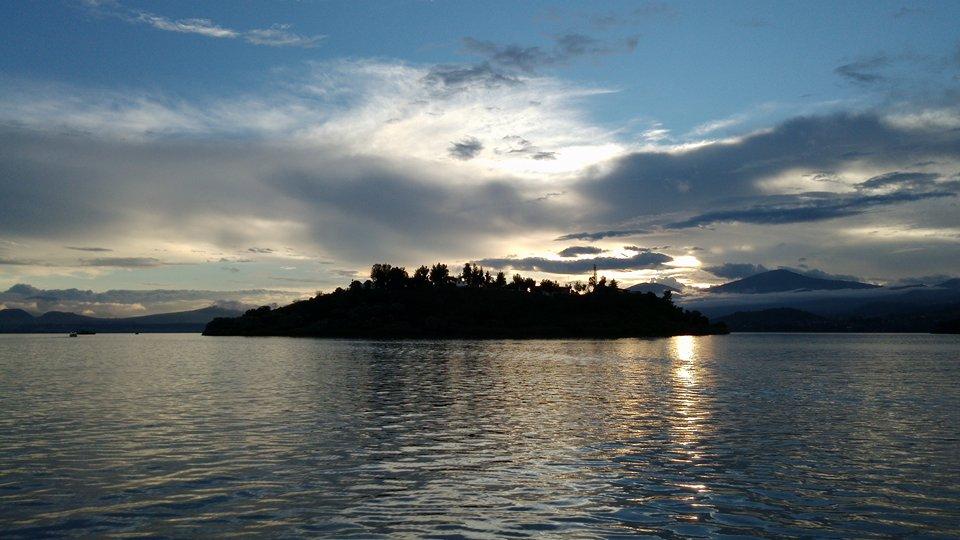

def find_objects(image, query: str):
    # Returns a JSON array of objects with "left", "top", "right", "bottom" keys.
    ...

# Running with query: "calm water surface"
[{"left": 0, "top": 333, "right": 958, "bottom": 538}]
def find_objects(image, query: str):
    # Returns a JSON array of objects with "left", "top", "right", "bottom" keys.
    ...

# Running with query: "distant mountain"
[
  {"left": 937, "top": 278, "right": 960, "bottom": 289},
  {"left": 0, "top": 306, "right": 242, "bottom": 333},
  {"left": 0, "top": 308, "right": 35, "bottom": 325},
  {"left": 36, "top": 311, "right": 99, "bottom": 325},
  {"left": 710, "top": 269, "right": 879, "bottom": 294},
  {"left": 626, "top": 282, "right": 680, "bottom": 296}
]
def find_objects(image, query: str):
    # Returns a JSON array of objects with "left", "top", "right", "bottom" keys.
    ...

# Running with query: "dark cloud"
[
  {"left": 555, "top": 228, "right": 650, "bottom": 242},
  {"left": 264, "top": 164, "right": 561, "bottom": 261},
  {"left": 557, "top": 246, "right": 603, "bottom": 257},
  {"left": 448, "top": 137, "right": 484, "bottom": 160},
  {"left": 476, "top": 251, "right": 672, "bottom": 274},
  {"left": 787, "top": 267, "right": 865, "bottom": 283},
  {"left": 79, "top": 257, "right": 169, "bottom": 267},
  {"left": 424, "top": 62, "right": 519, "bottom": 90},
  {"left": 0, "top": 258, "right": 43, "bottom": 266},
  {"left": 834, "top": 55, "right": 890, "bottom": 84},
  {"left": 857, "top": 171, "right": 942, "bottom": 190},
  {"left": 496, "top": 136, "right": 557, "bottom": 160},
  {"left": 624, "top": 245, "right": 669, "bottom": 252},
  {"left": 705, "top": 263, "right": 769, "bottom": 280},
  {"left": 462, "top": 33, "right": 637, "bottom": 73},
  {"left": 590, "top": 2, "right": 677, "bottom": 29},
  {"left": 65, "top": 246, "right": 113, "bottom": 252},
  {"left": 0, "top": 125, "right": 555, "bottom": 266},
  {"left": 666, "top": 190, "right": 955, "bottom": 229},
  {"left": 247, "top": 247, "right": 274, "bottom": 254},
  {"left": 463, "top": 38, "right": 553, "bottom": 73},
  {"left": 577, "top": 111, "right": 960, "bottom": 228}
]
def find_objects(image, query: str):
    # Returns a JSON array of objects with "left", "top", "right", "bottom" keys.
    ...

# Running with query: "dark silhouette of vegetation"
[{"left": 204, "top": 262, "right": 727, "bottom": 338}]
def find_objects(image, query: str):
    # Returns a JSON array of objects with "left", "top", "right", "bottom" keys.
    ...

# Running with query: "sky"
[{"left": 1, "top": 0, "right": 959, "bottom": 316}]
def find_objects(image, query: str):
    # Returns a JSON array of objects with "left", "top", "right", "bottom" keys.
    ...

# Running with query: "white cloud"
[
  {"left": 135, "top": 13, "right": 238, "bottom": 39},
  {"left": 86, "top": 2, "right": 324, "bottom": 48}
]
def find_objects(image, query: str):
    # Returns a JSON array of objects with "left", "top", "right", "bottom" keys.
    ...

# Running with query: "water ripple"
[{"left": 0, "top": 333, "right": 958, "bottom": 537}]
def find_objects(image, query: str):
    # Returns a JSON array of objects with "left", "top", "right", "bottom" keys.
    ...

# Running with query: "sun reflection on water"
[{"left": 668, "top": 335, "right": 713, "bottom": 512}]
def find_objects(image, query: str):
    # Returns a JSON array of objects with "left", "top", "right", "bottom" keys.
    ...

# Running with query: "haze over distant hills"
[
  {"left": 0, "top": 306, "right": 241, "bottom": 333},
  {"left": 707, "top": 269, "right": 880, "bottom": 294},
  {"left": 678, "top": 269, "right": 960, "bottom": 333}
]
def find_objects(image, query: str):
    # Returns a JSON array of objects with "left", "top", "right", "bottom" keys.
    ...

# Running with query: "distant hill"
[
  {"left": 0, "top": 308, "right": 35, "bottom": 325},
  {"left": 0, "top": 306, "right": 241, "bottom": 333},
  {"left": 626, "top": 282, "right": 681, "bottom": 296},
  {"left": 710, "top": 269, "right": 879, "bottom": 294}
]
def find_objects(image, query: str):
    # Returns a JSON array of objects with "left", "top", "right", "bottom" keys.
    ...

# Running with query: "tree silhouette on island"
[{"left": 204, "top": 263, "right": 727, "bottom": 338}]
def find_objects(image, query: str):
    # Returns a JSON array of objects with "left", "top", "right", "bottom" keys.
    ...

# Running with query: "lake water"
[{"left": 0, "top": 333, "right": 958, "bottom": 538}]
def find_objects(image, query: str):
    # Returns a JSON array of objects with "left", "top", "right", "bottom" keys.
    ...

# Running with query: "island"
[{"left": 204, "top": 263, "right": 728, "bottom": 338}]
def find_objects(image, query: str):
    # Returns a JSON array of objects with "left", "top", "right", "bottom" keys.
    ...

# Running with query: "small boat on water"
[{"left": 76, "top": 329, "right": 96, "bottom": 335}]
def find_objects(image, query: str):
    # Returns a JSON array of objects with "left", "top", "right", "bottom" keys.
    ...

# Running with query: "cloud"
[
  {"left": 134, "top": 13, "right": 238, "bottom": 39},
  {"left": 476, "top": 251, "right": 672, "bottom": 274},
  {"left": 424, "top": 62, "right": 520, "bottom": 90},
  {"left": 857, "top": 171, "right": 943, "bottom": 190},
  {"left": 666, "top": 190, "right": 955, "bottom": 229},
  {"left": 247, "top": 247, "right": 275, "bottom": 254},
  {"left": 557, "top": 246, "right": 603, "bottom": 257},
  {"left": 79, "top": 257, "right": 170, "bottom": 267},
  {"left": 495, "top": 136, "right": 557, "bottom": 160},
  {"left": 87, "top": 2, "right": 324, "bottom": 48},
  {"left": 787, "top": 267, "right": 865, "bottom": 283},
  {"left": 577, "top": 111, "right": 960, "bottom": 228},
  {"left": 834, "top": 54, "right": 890, "bottom": 84},
  {"left": 3, "top": 54, "right": 960, "bottom": 288},
  {"left": 624, "top": 245, "right": 669, "bottom": 252},
  {"left": 0, "top": 57, "right": 623, "bottom": 276},
  {"left": 244, "top": 24, "right": 324, "bottom": 48},
  {"left": 705, "top": 263, "right": 769, "bottom": 280},
  {"left": 589, "top": 2, "right": 677, "bottom": 29},
  {"left": 65, "top": 246, "right": 113, "bottom": 252},
  {"left": 462, "top": 32, "right": 637, "bottom": 73},
  {"left": 0, "top": 258, "right": 44, "bottom": 266},
  {"left": 448, "top": 137, "right": 483, "bottom": 160},
  {"left": 0, "top": 283, "right": 302, "bottom": 317},
  {"left": 555, "top": 229, "right": 650, "bottom": 241}
]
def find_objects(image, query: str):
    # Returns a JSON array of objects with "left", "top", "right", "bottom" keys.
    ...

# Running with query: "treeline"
[
  {"left": 204, "top": 262, "right": 726, "bottom": 338},
  {"left": 353, "top": 262, "right": 623, "bottom": 295}
]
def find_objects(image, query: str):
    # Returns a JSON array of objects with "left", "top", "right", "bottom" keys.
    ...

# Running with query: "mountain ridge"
[
  {"left": 0, "top": 305, "right": 241, "bottom": 333},
  {"left": 709, "top": 269, "right": 880, "bottom": 294}
]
